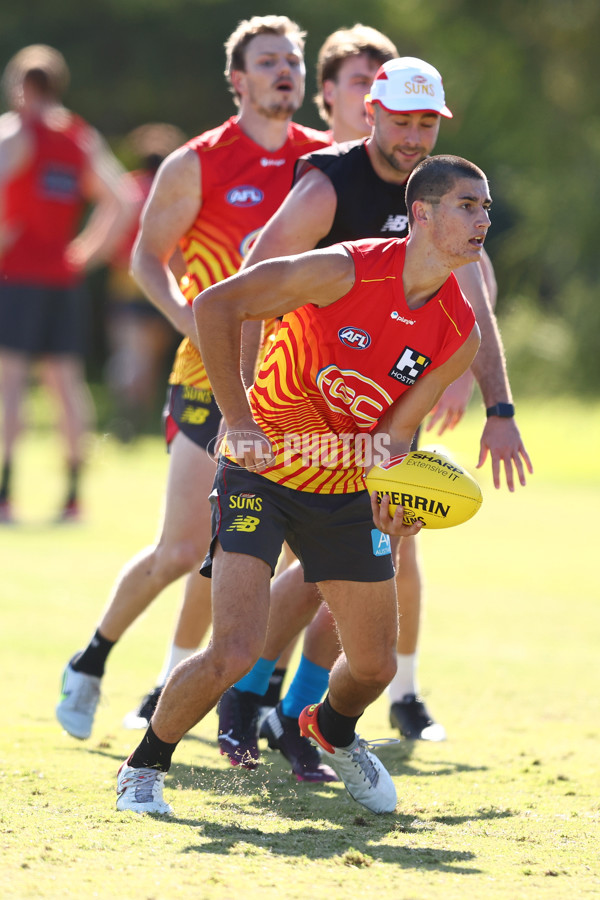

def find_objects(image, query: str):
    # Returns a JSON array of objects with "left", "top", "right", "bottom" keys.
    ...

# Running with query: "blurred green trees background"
[{"left": 2, "top": 0, "right": 599, "bottom": 396}]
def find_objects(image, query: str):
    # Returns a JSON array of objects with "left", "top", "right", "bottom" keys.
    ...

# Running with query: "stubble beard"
[
  {"left": 248, "top": 79, "right": 302, "bottom": 121},
  {"left": 379, "top": 143, "right": 426, "bottom": 178},
  {"left": 255, "top": 97, "right": 300, "bottom": 120}
]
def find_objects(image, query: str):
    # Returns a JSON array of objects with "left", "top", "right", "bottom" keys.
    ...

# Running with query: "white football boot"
[
  {"left": 299, "top": 704, "right": 397, "bottom": 814},
  {"left": 319, "top": 736, "right": 397, "bottom": 813},
  {"left": 116, "top": 762, "right": 173, "bottom": 815},
  {"left": 55, "top": 659, "right": 101, "bottom": 740}
]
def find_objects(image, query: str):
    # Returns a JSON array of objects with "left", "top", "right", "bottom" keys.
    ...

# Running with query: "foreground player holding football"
[{"left": 116, "top": 154, "right": 488, "bottom": 816}]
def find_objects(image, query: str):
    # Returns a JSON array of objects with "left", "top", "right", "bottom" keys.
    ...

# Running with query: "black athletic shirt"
[
  {"left": 294, "top": 140, "right": 421, "bottom": 451},
  {"left": 294, "top": 140, "right": 409, "bottom": 248}
]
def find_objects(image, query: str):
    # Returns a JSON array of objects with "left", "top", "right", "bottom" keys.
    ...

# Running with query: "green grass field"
[{"left": 1, "top": 398, "right": 599, "bottom": 899}]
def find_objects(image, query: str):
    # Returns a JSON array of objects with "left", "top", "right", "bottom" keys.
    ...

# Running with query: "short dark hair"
[
  {"left": 224, "top": 15, "right": 306, "bottom": 104},
  {"left": 406, "top": 155, "right": 488, "bottom": 226},
  {"left": 315, "top": 24, "right": 397, "bottom": 122}
]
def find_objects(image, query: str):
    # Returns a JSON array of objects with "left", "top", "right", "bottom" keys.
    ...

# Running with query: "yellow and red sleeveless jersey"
[
  {"left": 1, "top": 113, "right": 91, "bottom": 286},
  {"left": 169, "top": 117, "right": 329, "bottom": 390},
  {"left": 246, "top": 238, "right": 476, "bottom": 494}
]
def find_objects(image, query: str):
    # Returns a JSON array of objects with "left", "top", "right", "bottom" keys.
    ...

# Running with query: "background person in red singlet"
[{"left": 0, "top": 45, "right": 132, "bottom": 523}]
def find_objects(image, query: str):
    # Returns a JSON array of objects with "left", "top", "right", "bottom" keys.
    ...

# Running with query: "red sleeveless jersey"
[
  {"left": 246, "top": 238, "right": 476, "bottom": 494},
  {"left": 170, "top": 116, "right": 330, "bottom": 390},
  {"left": 1, "top": 113, "right": 92, "bottom": 286}
]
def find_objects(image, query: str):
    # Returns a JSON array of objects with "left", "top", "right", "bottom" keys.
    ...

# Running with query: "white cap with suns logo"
[{"left": 368, "top": 56, "right": 452, "bottom": 119}]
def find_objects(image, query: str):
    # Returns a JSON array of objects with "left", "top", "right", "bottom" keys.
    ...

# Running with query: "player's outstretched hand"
[
  {"left": 477, "top": 416, "right": 533, "bottom": 491},
  {"left": 370, "top": 492, "right": 424, "bottom": 537},
  {"left": 426, "top": 370, "right": 475, "bottom": 435}
]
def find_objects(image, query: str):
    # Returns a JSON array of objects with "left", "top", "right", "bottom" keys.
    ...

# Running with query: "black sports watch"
[{"left": 486, "top": 403, "right": 515, "bottom": 418}]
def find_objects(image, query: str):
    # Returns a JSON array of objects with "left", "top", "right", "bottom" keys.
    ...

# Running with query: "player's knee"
[
  {"left": 154, "top": 539, "right": 203, "bottom": 581},
  {"left": 210, "top": 636, "right": 262, "bottom": 685},
  {"left": 350, "top": 652, "right": 396, "bottom": 692},
  {"left": 296, "top": 585, "right": 322, "bottom": 620}
]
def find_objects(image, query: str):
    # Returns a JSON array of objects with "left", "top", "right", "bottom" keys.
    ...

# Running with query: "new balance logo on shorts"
[{"left": 227, "top": 515, "right": 261, "bottom": 532}]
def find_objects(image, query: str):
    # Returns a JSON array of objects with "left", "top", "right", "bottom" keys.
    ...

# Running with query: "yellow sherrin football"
[{"left": 366, "top": 449, "right": 482, "bottom": 529}]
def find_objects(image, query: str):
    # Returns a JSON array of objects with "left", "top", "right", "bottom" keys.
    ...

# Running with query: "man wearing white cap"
[
  {"left": 214, "top": 55, "right": 532, "bottom": 767},
  {"left": 370, "top": 55, "right": 452, "bottom": 116}
]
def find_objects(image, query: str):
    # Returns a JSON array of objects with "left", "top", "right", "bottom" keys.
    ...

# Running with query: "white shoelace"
[
  {"left": 352, "top": 737, "right": 401, "bottom": 787},
  {"left": 131, "top": 768, "right": 163, "bottom": 804}
]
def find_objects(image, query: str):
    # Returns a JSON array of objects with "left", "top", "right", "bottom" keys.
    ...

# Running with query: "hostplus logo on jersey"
[
  {"left": 226, "top": 185, "right": 264, "bottom": 207},
  {"left": 338, "top": 326, "right": 372, "bottom": 349},
  {"left": 260, "top": 157, "right": 285, "bottom": 167},
  {"left": 388, "top": 346, "right": 432, "bottom": 385}
]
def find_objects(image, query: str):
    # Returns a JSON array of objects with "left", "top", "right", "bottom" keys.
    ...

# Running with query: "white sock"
[
  {"left": 387, "top": 653, "right": 418, "bottom": 703},
  {"left": 157, "top": 643, "right": 196, "bottom": 687}
]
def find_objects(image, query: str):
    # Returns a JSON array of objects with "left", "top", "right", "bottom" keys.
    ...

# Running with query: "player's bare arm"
[
  {"left": 479, "top": 246, "right": 497, "bottom": 307},
  {"left": 242, "top": 168, "right": 337, "bottom": 268},
  {"left": 238, "top": 168, "right": 338, "bottom": 382},
  {"left": 453, "top": 256, "right": 533, "bottom": 491},
  {"left": 0, "top": 112, "right": 31, "bottom": 180},
  {"left": 194, "top": 245, "right": 355, "bottom": 468},
  {"left": 0, "top": 114, "right": 31, "bottom": 255},
  {"left": 455, "top": 259, "right": 511, "bottom": 408},
  {"left": 67, "top": 129, "right": 133, "bottom": 270},
  {"left": 130, "top": 145, "right": 201, "bottom": 344},
  {"left": 426, "top": 258, "right": 492, "bottom": 434}
]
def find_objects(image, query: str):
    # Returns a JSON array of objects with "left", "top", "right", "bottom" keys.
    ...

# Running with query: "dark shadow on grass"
[
  {"left": 430, "top": 808, "right": 514, "bottom": 825},
  {"left": 376, "top": 743, "right": 489, "bottom": 778},
  {"left": 178, "top": 825, "right": 482, "bottom": 874}
]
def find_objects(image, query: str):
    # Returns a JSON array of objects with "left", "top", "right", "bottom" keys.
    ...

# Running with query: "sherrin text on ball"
[{"left": 366, "top": 449, "right": 482, "bottom": 529}]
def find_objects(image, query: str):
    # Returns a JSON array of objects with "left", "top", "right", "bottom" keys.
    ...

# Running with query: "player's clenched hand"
[
  {"left": 370, "top": 492, "right": 424, "bottom": 537},
  {"left": 477, "top": 416, "right": 533, "bottom": 491},
  {"left": 223, "top": 419, "right": 273, "bottom": 472}
]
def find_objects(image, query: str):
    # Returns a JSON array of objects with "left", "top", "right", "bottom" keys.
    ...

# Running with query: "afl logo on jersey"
[
  {"left": 338, "top": 327, "right": 372, "bottom": 349},
  {"left": 226, "top": 185, "right": 264, "bottom": 207}
]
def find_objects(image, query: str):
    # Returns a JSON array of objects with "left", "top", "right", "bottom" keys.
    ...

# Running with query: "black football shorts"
[
  {"left": 0, "top": 282, "right": 88, "bottom": 355},
  {"left": 201, "top": 460, "right": 394, "bottom": 584},
  {"left": 163, "top": 383, "right": 221, "bottom": 451}
]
